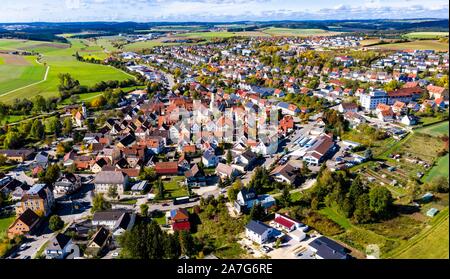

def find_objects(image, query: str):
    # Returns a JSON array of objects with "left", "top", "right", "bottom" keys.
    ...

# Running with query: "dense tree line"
[
  {"left": 58, "top": 73, "right": 139, "bottom": 100},
  {"left": 304, "top": 169, "right": 394, "bottom": 224},
  {"left": 119, "top": 220, "right": 194, "bottom": 259}
]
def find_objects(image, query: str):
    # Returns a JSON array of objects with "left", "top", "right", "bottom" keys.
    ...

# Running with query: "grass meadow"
[{"left": 0, "top": 38, "right": 132, "bottom": 103}]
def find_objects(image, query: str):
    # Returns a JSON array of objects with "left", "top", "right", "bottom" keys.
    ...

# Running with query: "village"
[{"left": 0, "top": 32, "right": 448, "bottom": 260}]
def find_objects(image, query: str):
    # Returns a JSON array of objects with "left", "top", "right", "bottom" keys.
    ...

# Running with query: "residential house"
[
  {"left": 401, "top": 115, "right": 419, "bottom": 126},
  {"left": 309, "top": 236, "right": 349, "bottom": 259},
  {"left": 168, "top": 208, "right": 191, "bottom": 232},
  {"left": 85, "top": 227, "right": 111, "bottom": 257},
  {"left": 16, "top": 184, "right": 55, "bottom": 217},
  {"left": 93, "top": 171, "right": 128, "bottom": 195},
  {"left": 33, "top": 151, "right": 49, "bottom": 169},
  {"left": 155, "top": 161, "right": 179, "bottom": 176},
  {"left": 7, "top": 209, "right": 40, "bottom": 238},
  {"left": 184, "top": 164, "right": 206, "bottom": 187},
  {"left": 279, "top": 115, "right": 294, "bottom": 136},
  {"left": 215, "top": 163, "right": 240, "bottom": 180},
  {"left": 45, "top": 233, "right": 73, "bottom": 259},
  {"left": 53, "top": 173, "right": 82, "bottom": 196},
  {"left": 234, "top": 188, "right": 276, "bottom": 214},
  {"left": 92, "top": 210, "right": 136, "bottom": 236},
  {"left": 245, "top": 220, "right": 274, "bottom": 245},
  {"left": 427, "top": 85, "right": 449, "bottom": 100},
  {"left": 202, "top": 149, "right": 218, "bottom": 167},
  {"left": 338, "top": 103, "right": 358, "bottom": 113},
  {"left": 270, "top": 163, "right": 299, "bottom": 185},
  {"left": 272, "top": 213, "right": 306, "bottom": 232},
  {"left": 233, "top": 149, "right": 257, "bottom": 172},
  {"left": 0, "top": 149, "right": 34, "bottom": 163},
  {"left": 377, "top": 109, "right": 394, "bottom": 122}
]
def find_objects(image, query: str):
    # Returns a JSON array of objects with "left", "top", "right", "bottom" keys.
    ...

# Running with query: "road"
[
  {"left": 271, "top": 179, "right": 317, "bottom": 198},
  {"left": 147, "top": 65, "right": 176, "bottom": 88}
]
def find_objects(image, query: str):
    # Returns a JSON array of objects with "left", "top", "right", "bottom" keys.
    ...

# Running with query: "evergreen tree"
[{"left": 279, "top": 187, "right": 291, "bottom": 208}]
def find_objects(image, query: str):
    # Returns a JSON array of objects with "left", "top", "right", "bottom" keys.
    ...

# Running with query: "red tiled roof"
[
  {"left": 274, "top": 216, "right": 295, "bottom": 229},
  {"left": 172, "top": 221, "right": 191, "bottom": 231},
  {"left": 155, "top": 162, "right": 178, "bottom": 175}
]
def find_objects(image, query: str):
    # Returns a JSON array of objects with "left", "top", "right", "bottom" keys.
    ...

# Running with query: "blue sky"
[{"left": 0, "top": 0, "right": 448, "bottom": 22}]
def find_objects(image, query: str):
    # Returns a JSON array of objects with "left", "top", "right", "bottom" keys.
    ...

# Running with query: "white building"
[
  {"left": 360, "top": 90, "right": 388, "bottom": 110},
  {"left": 245, "top": 220, "right": 274, "bottom": 245}
]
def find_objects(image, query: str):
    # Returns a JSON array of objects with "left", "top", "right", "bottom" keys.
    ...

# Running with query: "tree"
[
  {"left": 249, "top": 203, "right": 265, "bottom": 221},
  {"left": 91, "top": 95, "right": 106, "bottom": 108},
  {"left": 178, "top": 231, "right": 195, "bottom": 256},
  {"left": 91, "top": 193, "right": 111, "bottom": 213},
  {"left": 48, "top": 215, "right": 64, "bottom": 231},
  {"left": 226, "top": 149, "right": 232, "bottom": 165},
  {"left": 46, "top": 117, "right": 62, "bottom": 136},
  {"left": 30, "top": 119, "right": 45, "bottom": 140},
  {"left": 424, "top": 176, "right": 449, "bottom": 193},
  {"left": 155, "top": 178, "right": 165, "bottom": 199},
  {"left": 369, "top": 186, "right": 393, "bottom": 219},
  {"left": 0, "top": 154, "right": 8, "bottom": 166},
  {"left": 39, "top": 164, "right": 60, "bottom": 184},
  {"left": 278, "top": 187, "right": 291, "bottom": 208},
  {"left": 140, "top": 203, "right": 149, "bottom": 217},
  {"left": 107, "top": 185, "right": 119, "bottom": 200},
  {"left": 139, "top": 167, "right": 157, "bottom": 182},
  {"left": 227, "top": 179, "right": 242, "bottom": 202},
  {"left": 3, "top": 131, "right": 21, "bottom": 149},
  {"left": 63, "top": 117, "right": 73, "bottom": 136},
  {"left": 300, "top": 161, "right": 311, "bottom": 177},
  {"left": 174, "top": 68, "right": 182, "bottom": 79},
  {"left": 353, "top": 193, "right": 372, "bottom": 224}
]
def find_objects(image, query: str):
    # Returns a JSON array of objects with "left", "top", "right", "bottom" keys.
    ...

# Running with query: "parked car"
[{"left": 19, "top": 243, "right": 29, "bottom": 251}]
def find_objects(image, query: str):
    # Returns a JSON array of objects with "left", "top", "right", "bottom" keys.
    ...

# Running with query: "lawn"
[
  {"left": 416, "top": 121, "right": 449, "bottom": 137},
  {"left": 163, "top": 176, "right": 189, "bottom": 199},
  {"left": 151, "top": 210, "right": 167, "bottom": 225},
  {"left": 174, "top": 31, "right": 269, "bottom": 40},
  {"left": 0, "top": 215, "right": 15, "bottom": 239},
  {"left": 373, "top": 40, "right": 449, "bottom": 52},
  {"left": 0, "top": 56, "right": 47, "bottom": 96},
  {"left": 423, "top": 154, "right": 449, "bottom": 182},
  {"left": 193, "top": 208, "right": 247, "bottom": 259},
  {"left": 389, "top": 209, "right": 449, "bottom": 259},
  {"left": 0, "top": 115, "right": 27, "bottom": 125},
  {"left": 123, "top": 40, "right": 181, "bottom": 51},
  {"left": 403, "top": 32, "right": 449, "bottom": 39},
  {"left": 261, "top": 27, "right": 340, "bottom": 37},
  {"left": 0, "top": 38, "right": 132, "bottom": 103},
  {"left": 319, "top": 207, "right": 353, "bottom": 229}
]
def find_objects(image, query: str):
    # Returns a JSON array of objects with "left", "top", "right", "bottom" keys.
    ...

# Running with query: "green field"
[
  {"left": 404, "top": 32, "right": 449, "bottom": 39},
  {"left": 390, "top": 209, "right": 449, "bottom": 259},
  {"left": 416, "top": 121, "right": 449, "bottom": 137},
  {"left": 123, "top": 40, "right": 181, "bottom": 51},
  {"left": 261, "top": 27, "right": 340, "bottom": 37},
  {"left": 0, "top": 115, "right": 28, "bottom": 125},
  {"left": 424, "top": 154, "right": 449, "bottom": 182},
  {"left": 373, "top": 40, "right": 449, "bottom": 52},
  {"left": 175, "top": 31, "right": 269, "bottom": 39},
  {"left": 0, "top": 39, "right": 132, "bottom": 103},
  {"left": 0, "top": 215, "right": 15, "bottom": 239},
  {"left": 0, "top": 58, "right": 47, "bottom": 96}
]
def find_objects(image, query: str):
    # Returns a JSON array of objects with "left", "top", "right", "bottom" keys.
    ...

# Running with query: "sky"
[{"left": 0, "top": 0, "right": 448, "bottom": 23}]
